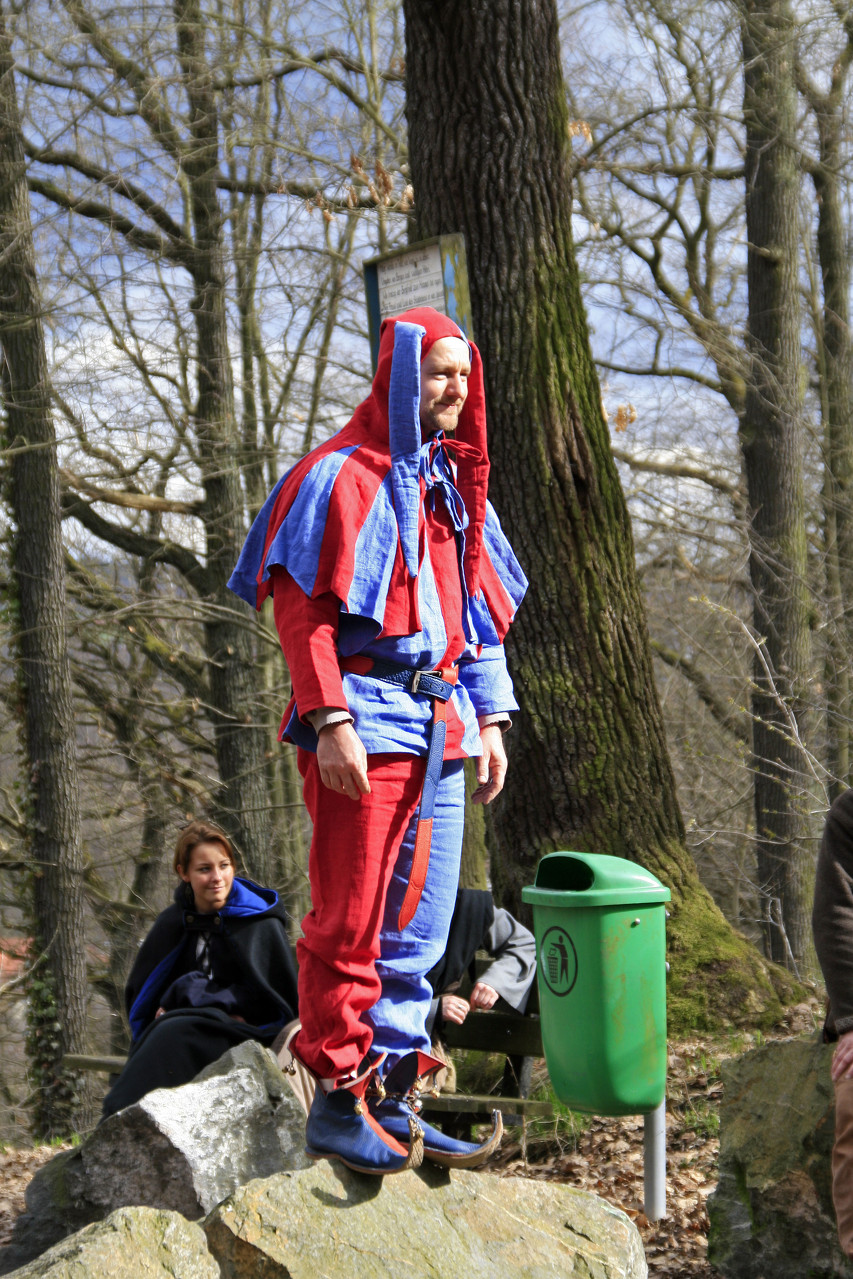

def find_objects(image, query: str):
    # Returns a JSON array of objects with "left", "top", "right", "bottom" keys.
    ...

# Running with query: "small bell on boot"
[
  {"left": 271, "top": 1020, "right": 316, "bottom": 1116},
  {"left": 369, "top": 1050, "right": 502, "bottom": 1168}
]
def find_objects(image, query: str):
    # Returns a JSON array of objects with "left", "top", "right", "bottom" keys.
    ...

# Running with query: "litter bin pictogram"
[{"left": 541, "top": 926, "right": 578, "bottom": 996}]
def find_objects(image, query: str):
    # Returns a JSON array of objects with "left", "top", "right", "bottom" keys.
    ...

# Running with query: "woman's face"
[{"left": 178, "top": 840, "right": 235, "bottom": 912}]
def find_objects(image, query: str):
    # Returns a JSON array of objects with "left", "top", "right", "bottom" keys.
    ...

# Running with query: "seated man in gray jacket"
[
  {"left": 425, "top": 887, "right": 536, "bottom": 1036},
  {"left": 813, "top": 787, "right": 853, "bottom": 1257}
]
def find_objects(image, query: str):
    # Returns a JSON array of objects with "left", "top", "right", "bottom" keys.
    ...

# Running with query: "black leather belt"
[{"left": 361, "top": 659, "right": 454, "bottom": 702}]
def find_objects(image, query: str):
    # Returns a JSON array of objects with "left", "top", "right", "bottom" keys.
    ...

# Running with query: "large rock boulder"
[
  {"left": 2, "top": 1044, "right": 647, "bottom": 1278},
  {"left": 708, "top": 1033, "right": 852, "bottom": 1278},
  {"left": 4, "top": 1158, "right": 647, "bottom": 1278},
  {"left": 204, "top": 1161, "right": 647, "bottom": 1278},
  {"left": 0, "top": 1040, "right": 308, "bottom": 1274},
  {"left": 2, "top": 1206, "right": 217, "bottom": 1278}
]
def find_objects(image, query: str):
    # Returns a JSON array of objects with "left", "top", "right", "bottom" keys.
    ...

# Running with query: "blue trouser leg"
[{"left": 363, "top": 758, "right": 465, "bottom": 1067}]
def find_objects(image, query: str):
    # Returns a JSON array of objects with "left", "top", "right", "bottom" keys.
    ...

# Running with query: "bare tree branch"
[
  {"left": 652, "top": 638, "right": 750, "bottom": 743},
  {"left": 28, "top": 176, "right": 187, "bottom": 264},
  {"left": 611, "top": 445, "right": 740, "bottom": 497},
  {"left": 61, "top": 492, "right": 212, "bottom": 594},
  {"left": 24, "top": 141, "right": 189, "bottom": 246},
  {"left": 60, "top": 467, "right": 202, "bottom": 515}
]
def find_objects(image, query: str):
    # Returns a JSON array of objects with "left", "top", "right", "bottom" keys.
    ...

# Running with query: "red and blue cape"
[{"left": 228, "top": 308, "right": 527, "bottom": 757}]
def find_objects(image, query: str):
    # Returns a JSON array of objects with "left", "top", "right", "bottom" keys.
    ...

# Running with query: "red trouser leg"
[{"left": 294, "top": 749, "right": 423, "bottom": 1080}]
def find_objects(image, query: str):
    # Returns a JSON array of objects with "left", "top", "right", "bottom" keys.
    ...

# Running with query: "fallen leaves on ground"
[
  {"left": 0, "top": 1001, "right": 821, "bottom": 1276},
  {"left": 1, "top": 1125, "right": 715, "bottom": 1273},
  {"left": 492, "top": 1098, "right": 720, "bottom": 1276},
  {"left": 0, "top": 1143, "right": 71, "bottom": 1249},
  {"left": 489, "top": 1000, "right": 821, "bottom": 1278}
]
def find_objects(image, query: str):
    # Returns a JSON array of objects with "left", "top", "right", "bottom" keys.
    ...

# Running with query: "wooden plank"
[
  {"left": 63, "top": 1053, "right": 127, "bottom": 1074},
  {"left": 441, "top": 1011, "right": 543, "bottom": 1057},
  {"left": 421, "top": 1091, "right": 552, "bottom": 1117}
]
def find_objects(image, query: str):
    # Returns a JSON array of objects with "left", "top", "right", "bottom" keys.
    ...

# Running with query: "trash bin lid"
[{"left": 522, "top": 851, "right": 671, "bottom": 908}]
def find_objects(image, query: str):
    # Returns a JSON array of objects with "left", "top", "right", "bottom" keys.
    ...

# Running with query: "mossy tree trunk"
[
  {"left": 0, "top": 8, "right": 87, "bottom": 1136},
  {"left": 174, "top": 0, "right": 272, "bottom": 880},
  {"left": 740, "top": 0, "right": 812, "bottom": 966},
  {"left": 460, "top": 762, "right": 488, "bottom": 890},
  {"left": 403, "top": 0, "right": 798, "bottom": 1025},
  {"left": 799, "top": 41, "right": 853, "bottom": 805}
]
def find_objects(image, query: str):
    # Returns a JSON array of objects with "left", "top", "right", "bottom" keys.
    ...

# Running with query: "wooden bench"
[
  {"left": 64, "top": 1053, "right": 127, "bottom": 1074},
  {"left": 63, "top": 1006, "right": 554, "bottom": 1131},
  {"left": 420, "top": 1008, "right": 552, "bottom": 1135}
]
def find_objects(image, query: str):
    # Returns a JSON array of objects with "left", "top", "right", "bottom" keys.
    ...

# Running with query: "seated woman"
[{"left": 102, "top": 819, "right": 299, "bottom": 1118}]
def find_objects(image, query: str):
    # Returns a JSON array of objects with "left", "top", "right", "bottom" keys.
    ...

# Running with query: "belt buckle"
[{"left": 411, "top": 670, "right": 422, "bottom": 694}]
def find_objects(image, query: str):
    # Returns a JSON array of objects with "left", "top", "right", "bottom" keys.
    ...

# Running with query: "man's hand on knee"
[
  {"left": 441, "top": 994, "right": 470, "bottom": 1025},
  {"left": 317, "top": 722, "right": 371, "bottom": 799}
]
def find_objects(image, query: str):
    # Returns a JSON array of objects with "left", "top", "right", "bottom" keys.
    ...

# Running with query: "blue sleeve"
[{"left": 457, "top": 644, "right": 518, "bottom": 716}]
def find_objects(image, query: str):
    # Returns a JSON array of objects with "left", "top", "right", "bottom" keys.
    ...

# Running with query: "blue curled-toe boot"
[
  {"left": 369, "top": 1050, "right": 503, "bottom": 1168},
  {"left": 305, "top": 1057, "right": 424, "bottom": 1175}
]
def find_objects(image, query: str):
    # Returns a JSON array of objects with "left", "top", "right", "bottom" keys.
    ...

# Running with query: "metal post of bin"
[{"left": 643, "top": 1099, "right": 667, "bottom": 1220}]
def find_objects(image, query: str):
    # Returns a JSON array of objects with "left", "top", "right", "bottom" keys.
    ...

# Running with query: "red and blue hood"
[{"left": 228, "top": 307, "right": 524, "bottom": 644}]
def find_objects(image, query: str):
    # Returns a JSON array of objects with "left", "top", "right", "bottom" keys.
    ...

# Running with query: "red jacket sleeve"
[{"left": 270, "top": 566, "right": 347, "bottom": 718}]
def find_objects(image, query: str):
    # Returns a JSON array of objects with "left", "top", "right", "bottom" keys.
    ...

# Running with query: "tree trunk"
[
  {"left": 809, "top": 74, "right": 853, "bottom": 802},
  {"left": 460, "top": 762, "right": 488, "bottom": 890},
  {"left": 105, "top": 803, "right": 169, "bottom": 1054},
  {"left": 0, "top": 9, "right": 87, "bottom": 1136},
  {"left": 740, "top": 0, "right": 812, "bottom": 966},
  {"left": 403, "top": 0, "right": 798, "bottom": 1024},
  {"left": 175, "top": 0, "right": 271, "bottom": 880}
]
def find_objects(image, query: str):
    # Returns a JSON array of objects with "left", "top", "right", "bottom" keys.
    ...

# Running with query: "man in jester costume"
[{"left": 229, "top": 306, "right": 526, "bottom": 1174}]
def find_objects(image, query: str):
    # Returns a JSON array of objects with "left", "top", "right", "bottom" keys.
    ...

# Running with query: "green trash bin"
[{"left": 522, "top": 851, "right": 670, "bottom": 1116}]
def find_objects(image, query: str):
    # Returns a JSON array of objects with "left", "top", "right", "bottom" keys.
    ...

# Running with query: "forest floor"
[
  {"left": 0, "top": 1142, "right": 72, "bottom": 1251},
  {"left": 490, "top": 998, "right": 822, "bottom": 1277},
  {"left": 0, "top": 999, "right": 823, "bottom": 1275}
]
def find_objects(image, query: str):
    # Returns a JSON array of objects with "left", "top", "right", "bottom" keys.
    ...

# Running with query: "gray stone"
[
  {"left": 1, "top": 1206, "right": 218, "bottom": 1278},
  {"left": 0, "top": 1040, "right": 308, "bottom": 1274},
  {"left": 204, "top": 1160, "right": 648, "bottom": 1278},
  {"left": 708, "top": 1033, "right": 853, "bottom": 1278}
]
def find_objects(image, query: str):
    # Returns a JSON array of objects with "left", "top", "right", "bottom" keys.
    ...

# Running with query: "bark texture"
[
  {"left": 173, "top": 0, "right": 271, "bottom": 879},
  {"left": 800, "top": 41, "right": 853, "bottom": 803},
  {"left": 403, "top": 0, "right": 798, "bottom": 1024},
  {"left": 0, "top": 10, "right": 87, "bottom": 1135},
  {"left": 740, "top": 0, "right": 812, "bottom": 965}
]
